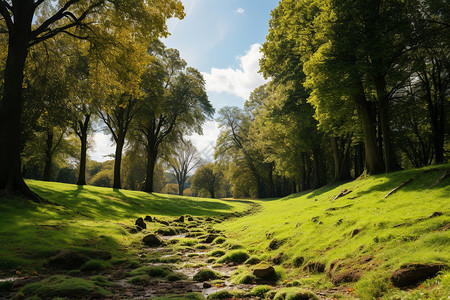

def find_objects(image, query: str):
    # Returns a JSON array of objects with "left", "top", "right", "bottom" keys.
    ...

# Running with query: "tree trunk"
[
  {"left": 76, "top": 115, "right": 90, "bottom": 186},
  {"left": 312, "top": 148, "right": 324, "bottom": 189},
  {"left": 354, "top": 82, "right": 384, "bottom": 174},
  {"left": 43, "top": 129, "right": 54, "bottom": 181},
  {"left": 304, "top": 152, "right": 312, "bottom": 190},
  {"left": 144, "top": 147, "right": 157, "bottom": 193},
  {"left": 113, "top": 133, "right": 125, "bottom": 189},
  {"left": 268, "top": 164, "right": 274, "bottom": 198},
  {"left": 374, "top": 76, "right": 399, "bottom": 172},
  {"left": 0, "top": 4, "right": 43, "bottom": 201}
]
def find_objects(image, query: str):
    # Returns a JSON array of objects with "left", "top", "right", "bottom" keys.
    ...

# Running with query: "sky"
[{"left": 89, "top": 0, "right": 279, "bottom": 162}]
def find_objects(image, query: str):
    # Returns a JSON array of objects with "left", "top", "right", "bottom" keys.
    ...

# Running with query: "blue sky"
[{"left": 90, "top": 0, "right": 279, "bottom": 161}]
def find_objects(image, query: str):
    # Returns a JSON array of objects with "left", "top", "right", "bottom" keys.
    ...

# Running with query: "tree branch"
[{"left": 0, "top": 1, "right": 13, "bottom": 32}]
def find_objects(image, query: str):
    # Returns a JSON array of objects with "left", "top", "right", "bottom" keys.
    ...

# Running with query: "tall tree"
[
  {"left": 0, "top": 0, "right": 184, "bottom": 200},
  {"left": 134, "top": 42, "right": 213, "bottom": 193}
]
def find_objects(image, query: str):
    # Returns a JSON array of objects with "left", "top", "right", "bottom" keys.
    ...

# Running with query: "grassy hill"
[
  {"left": 216, "top": 164, "right": 450, "bottom": 299},
  {"left": 0, "top": 165, "right": 448, "bottom": 299},
  {"left": 0, "top": 181, "right": 248, "bottom": 274}
]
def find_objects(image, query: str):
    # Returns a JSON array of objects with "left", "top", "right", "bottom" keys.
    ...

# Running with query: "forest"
[{"left": 0, "top": 0, "right": 448, "bottom": 201}]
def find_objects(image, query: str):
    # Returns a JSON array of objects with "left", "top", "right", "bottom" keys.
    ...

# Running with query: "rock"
[
  {"left": 142, "top": 234, "right": 164, "bottom": 247},
  {"left": 253, "top": 266, "right": 276, "bottom": 280},
  {"left": 205, "top": 234, "right": 219, "bottom": 243},
  {"left": 144, "top": 215, "right": 153, "bottom": 222},
  {"left": 135, "top": 217, "right": 146, "bottom": 229},
  {"left": 303, "top": 262, "right": 326, "bottom": 273},
  {"left": 175, "top": 216, "right": 185, "bottom": 222},
  {"left": 268, "top": 238, "right": 281, "bottom": 250},
  {"left": 48, "top": 250, "right": 89, "bottom": 270},
  {"left": 293, "top": 256, "right": 305, "bottom": 267},
  {"left": 111, "top": 269, "right": 126, "bottom": 280},
  {"left": 203, "top": 282, "right": 212, "bottom": 288},
  {"left": 391, "top": 263, "right": 446, "bottom": 288},
  {"left": 88, "top": 250, "right": 112, "bottom": 260},
  {"left": 272, "top": 253, "right": 285, "bottom": 265},
  {"left": 331, "top": 270, "right": 361, "bottom": 285},
  {"left": 351, "top": 228, "right": 362, "bottom": 237},
  {"left": 158, "top": 220, "right": 170, "bottom": 226},
  {"left": 187, "top": 217, "right": 194, "bottom": 221}
]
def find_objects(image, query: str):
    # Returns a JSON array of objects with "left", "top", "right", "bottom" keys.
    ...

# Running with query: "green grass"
[
  {"left": 0, "top": 180, "right": 248, "bottom": 274},
  {"left": 214, "top": 164, "right": 450, "bottom": 298}
]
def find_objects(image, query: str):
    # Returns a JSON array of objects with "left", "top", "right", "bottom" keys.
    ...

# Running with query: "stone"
[
  {"left": 135, "top": 217, "right": 146, "bottom": 229},
  {"left": 331, "top": 270, "right": 361, "bottom": 285},
  {"left": 48, "top": 250, "right": 89, "bottom": 270},
  {"left": 144, "top": 215, "right": 153, "bottom": 222},
  {"left": 203, "top": 282, "right": 212, "bottom": 288},
  {"left": 272, "top": 253, "right": 285, "bottom": 265},
  {"left": 205, "top": 234, "right": 219, "bottom": 243},
  {"left": 303, "top": 262, "right": 326, "bottom": 273},
  {"left": 391, "top": 263, "right": 446, "bottom": 288},
  {"left": 268, "top": 238, "right": 282, "bottom": 250},
  {"left": 88, "top": 250, "right": 112, "bottom": 260},
  {"left": 175, "top": 216, "right": 185, "bottom": 222},
  {"left": 142, "top": 234, "right": 164, "bottom": 247},
  {"left": 351, "top": 228, "right": 362, "bottom": 237},
  {"left": 253, "top": 266, "right": 276, "bottom": 279}
]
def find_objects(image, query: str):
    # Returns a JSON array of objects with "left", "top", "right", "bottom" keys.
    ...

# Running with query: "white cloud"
[
  {"left": 236, "top": 8, "right": 245, "bottom": 14},
  {"left": 89, "top": 132, "right": 115, "bottom": 162},
  {"left": 202, "top": 44, "right": 268, "bottom": 100},
  {"left": 188, "top": 120, "right": 220, "bottom": 162}
]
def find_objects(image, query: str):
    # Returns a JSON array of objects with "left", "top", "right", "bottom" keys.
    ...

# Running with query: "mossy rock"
[
  {"left": 207, "top": 289, "right": 246, "bottom": 299},
  {"left": 212, "top": 237, "right": 226, "bottom": 244},
  {"left": 209, "top": 249, "right": 226, "bottom": 257},
  {"left": 273, "top": 288, "right": 318, "bottom": 300},
  {"left": 193, "top": 269, "right": 221, "bottom": 282},
  {"left": 17, "top": 276, "right": 110, "bottom": 299},
  {"left": 217, "top": 250, "right": 250, "bottom": 264},
  {"left": 156, "top": 227, "right": 178, "bottom": 236},
  {"left": 251, "top": 285, "right": 272, "bottom": 297},
  {"left": 129, "top": 266, "right": 172, "bottom": 278},
  {"left": 245, "top": 255, "right": 261, "bottom": 265},
  {"left": 128, "top": 275, "right": 151, "bottom": 285}
]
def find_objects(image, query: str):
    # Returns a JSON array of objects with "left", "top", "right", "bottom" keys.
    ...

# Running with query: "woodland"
[{"left": 0, "top": 0, "right": 448, "bottom": 202}]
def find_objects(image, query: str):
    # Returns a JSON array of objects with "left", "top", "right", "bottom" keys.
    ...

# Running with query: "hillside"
[{"left": 0, "top": 165, "right": 448, "bottom": 299}]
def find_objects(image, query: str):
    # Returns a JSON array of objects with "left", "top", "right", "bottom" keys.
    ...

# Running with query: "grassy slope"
[
  {"left": 0, "top": 180, "right": 247, "bottom": 275},
  {"left": 218, "top": 165, "right": 450, "bottom": 298}
]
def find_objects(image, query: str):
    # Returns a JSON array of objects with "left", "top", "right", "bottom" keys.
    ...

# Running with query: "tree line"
[
  {"left": 211, "top": 0, "right": 449, "bottom": 199},
  {"left": 0, "top": 0, "right": 218, "bottom": 201}
]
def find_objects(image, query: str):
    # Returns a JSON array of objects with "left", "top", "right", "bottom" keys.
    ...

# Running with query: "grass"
[
  {"left": 0, "top": 180, "right": 248, "bottom": 275},
  {"left": 213, "top": 164, "right": 450, "bottom": 298},
  {"left": 0, "top": 164, "right": 449, "bottom": 299}
]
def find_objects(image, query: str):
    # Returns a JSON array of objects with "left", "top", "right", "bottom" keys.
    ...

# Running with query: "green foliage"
[
  {"left": 192, "top": 163, "right": 225, "bottom": 198},
  {"left": 153, "top": 293, "right": 205, "bottom": 300},
  {"left": 207, "top": 290, "right": 246, "bottom": 299},
  {"left": 209, "top": 250, "right": 226, "bottom": 257},
  {"left": 273, "top": 287, "right": 319, "bottom": 300},
  {"left": 245, "top": 255, "right": 261, "bottom": 265}
]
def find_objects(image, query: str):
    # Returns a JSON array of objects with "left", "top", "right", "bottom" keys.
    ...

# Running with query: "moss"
[
  {"left": 18, "top": 275, "right": 110, "bottom": 298},
  {"left": 212, "top": 237, "right": 226, "bottom": 244},
  {"left": 273, "top": 288, "right": 319, "bottom": 300},
  {"left": 166, "top": 273, "right": 185, "bottom": 282},
  {"left": 193, "top": 269, "right": 221, "bottom": 281},
  {"left": 217, "top": 250, "right": 250, "bottom": 264},
  {"left": 128, "top": 266, "right": 172, "bottom": 278},
  {"left": 128, "top": 275, "right": 151, "bottom": 285},
  {"left": 80, "top": 259, "right": 109, "bottom": 271},
  {"left": 238, "top": 273, "right": 257, "bottom": 284},
  {"left": 251, "top": 285, "right": 272, "bottom": 297},
  {"left": 245, "top": 255, "right": 261, "bottom": 265},
  {"left": 207, "top": 290, "right": 246, "bottom": 299},
  {"left": 209, "top": 249, "right": 226, "bottom": 257},
  {"left": 153, "top": 292, "right": 205, "bottom": 300}
]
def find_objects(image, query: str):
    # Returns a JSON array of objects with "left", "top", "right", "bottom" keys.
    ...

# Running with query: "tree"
[
  {"left": 0, "top": 0, "right": 184, "bottom": 201},
  {"left": 134, "top": 41, "right": 213, "bottom": 193},
  {"left": 192, "top": 163, "right": 224, "bottom": 198},
  {"left": 167, "top": 141, "right": 203, "bottom": 195}
]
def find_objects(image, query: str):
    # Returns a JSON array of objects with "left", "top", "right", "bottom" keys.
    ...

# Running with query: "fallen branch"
[
  {"left": 384, "top": 179, "right": 413, "bottom": 199},
  {"left": 332, "top": 189, "right": 352, "bottom": 201},
  {"left": 325, "top": 204, "right": 354, "bottom": 211},
  {"left": 429, "top": 170, "right": 450, "bottom": 189}
]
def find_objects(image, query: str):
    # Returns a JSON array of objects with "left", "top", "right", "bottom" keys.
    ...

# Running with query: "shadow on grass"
[{"left": 28, "top": 183, "right": 237, "bottom": 221}]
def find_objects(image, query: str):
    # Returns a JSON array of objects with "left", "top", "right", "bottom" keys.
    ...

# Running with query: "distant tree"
[
  {"left": 192, "top": 163, "right": 224, "bottom": 198},
  {"left": 168, "top": 141, "right": 203, "bottom": 195}
]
